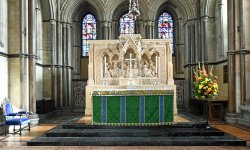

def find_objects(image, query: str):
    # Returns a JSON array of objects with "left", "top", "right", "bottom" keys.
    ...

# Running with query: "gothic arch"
[
  {"left": 150, "top": 0, "right": 196, "bottom": 22},
  {"left": 40, "top": 0, "right": 54, "bottom": 20},
  {"left": 109, "top": 0, "right": 149, "bottom": 21},
  {"left": 60, "top": 0, "right": 105, "bottom": 23}
]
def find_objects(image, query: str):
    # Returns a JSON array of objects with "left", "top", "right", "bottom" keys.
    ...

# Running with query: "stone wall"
[{"left": 0, "top": 0, "right": 8, "bottom": 102}]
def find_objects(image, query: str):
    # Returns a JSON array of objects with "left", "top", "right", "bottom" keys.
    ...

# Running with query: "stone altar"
[{"left": 86, "top": 34, "right": 176, "bottom": 118}]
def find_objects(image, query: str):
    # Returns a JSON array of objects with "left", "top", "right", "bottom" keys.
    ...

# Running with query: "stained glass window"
[
  {"left": 158, "top": 12, "right": 174, "bottom": 52},
  {"left": 82, "top": 14, "right": 96, "bottom": 56},
  {"left": 120, "top": 13, "right": 135, "bottom": 34}
]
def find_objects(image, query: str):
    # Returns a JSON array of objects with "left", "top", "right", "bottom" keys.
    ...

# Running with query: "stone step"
[
  {"left": 27, "top": 135, "right": 246, "bottom": 146},
  {"left": 62, "top": 123, "right": 207, "bottom": 129},
  {"left": 46, "top": 128, "right": 224, "bottom": 137}
]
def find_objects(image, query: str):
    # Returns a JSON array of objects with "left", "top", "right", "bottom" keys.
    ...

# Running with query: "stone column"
[
  {"left": 146, "top": 21, "right": 153, "bottom": 39},
  {"left": 143, "top": 22, "right": 148, "bottom": 38},
  {"left": 238, "top": 0, "right": 249, "bottom": 127},
  {"left": 151, "top": 21, "right": 155, "bottom": 39},
  {"left": 50, "top": 19, "right": 58, "bottom": 107},
  {"left": 108, "top": 22, "right": 112, "bottom": 40},
  {"left": 175, "top": 19, "right": 184, "bottom": 75},
  {"left": 66, "top": 23, "right": 72, "bottom": 108},
  {"left": 226, "top": 51, "right": 237, "bottom": 123},
  {"left": 62, "top": 23, "right": 68, "bottom": 108},
  {"left": 111, "top": 21, "right": 116, "bottom": 39},
  {"left": 72, "top": 21, "right": 81, "bottom": 79},
  {"left": 102, "top": 21, "right": 109, "bottom": 40},
  {"left": 202, "top": 16, "right": 208, "bottom": 61},
  {"left": 139, "top": 20, "right": 144, "bottom": 38},
  {"left": 57, "top": 21, "right": 63, "bottom": 108},
  {"left": 239, "top": 0, "right": 246, "bottom": 106},
  {"left": 20, "top": 0, "right": 29, "bottom": 111},
  {"left": 135, "top": 20, "right": 139, "bottom": 34},
  {"left": 225, "top": 0, "right": 237, "bottom": 124},
  {"left": 219, "top": 0, "right": 225, "bottom": 57},
  {"left": 28, "top": 0, "right": 40, "bottom": 125},
  {"left": 29, "top": 0, "right": 38, "bottom": 113}
]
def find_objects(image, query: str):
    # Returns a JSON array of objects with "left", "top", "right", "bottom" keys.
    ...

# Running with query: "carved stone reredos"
[{"left": 87, "top": 33, "right": 174, "bottom": 86}]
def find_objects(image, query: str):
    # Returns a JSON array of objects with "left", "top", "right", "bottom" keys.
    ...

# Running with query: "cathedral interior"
[{"left": 0, "top": 0, "right": 249, "bottom": 148}]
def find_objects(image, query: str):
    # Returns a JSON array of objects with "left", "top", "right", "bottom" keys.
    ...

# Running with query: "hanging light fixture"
[{"left": 129, "top": 0, "right": 140, "bottom": 20}]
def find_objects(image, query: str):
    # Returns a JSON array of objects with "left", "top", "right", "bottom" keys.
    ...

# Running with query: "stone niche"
[{"left": 86, "top": 34, "right": 176, "bottom": 116}]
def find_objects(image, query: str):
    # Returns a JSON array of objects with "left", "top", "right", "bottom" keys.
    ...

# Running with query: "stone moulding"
[{"left": 91, "top": 89, "right": 175, "bottom": 96}]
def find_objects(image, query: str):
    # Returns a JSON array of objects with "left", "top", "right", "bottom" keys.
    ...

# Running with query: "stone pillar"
[
  {"left": 57, "top": 21, "right": 63, "bottom": 108},
  {"left": 146, "top": 21, "right": 153, "bottom": 39},
  {"left": 66, "top": 23, "right": 72, "bottom": 107},
  {"left": 225, "top": 0, "right": 237, "bottom": 124},
  {"left": 238, "top": 0, "right": 249, "bottom": 127},
  {"left": 139, "top": 20, "right": 144, "bottom": 38},
  {"left": 108, "top": 22, "right": 112, "bottom": 40},
  {"left": 135, "top": 20, "right": 139, "bottom": 34},
  {"left": 50, "top": 19, "right": 58, "bottom": 107},
  {"left": 72, "top": 21, "right": 81, "bottom": 79},
  {"left": 151, "top": 21, "right": 155, "bottom": 39},
  {"left": 143, "top": 22, "right": 147, "bottom": 38},
  {"left": 175, "top": 19, "right": 184, "bottom": 75},
  {"left": 202, "top": 16, "right": 208, "bottom": 61},
  {"left": 102, "top": 21, "right": 109, "bottom": 40},
  {"left": 111, "top": 21, "right": 116, "bottom": 39},
  {"left": 29, "top": 0, "right": 37, "bottom": 113},
  {"left": 20, "top": 0, "right": 29, "bottom": 111},
  {"left": 62, "top": 23, "right": 68, "bottom": 108},
  {"left": 219, "top": 0, "right": 225, "bottom": 57},
  {"left": 239, "top": 0, "right": 246, "bottom": 106},
  {"left": 226, "top": 51, "right": 237, "bottom": 123}
]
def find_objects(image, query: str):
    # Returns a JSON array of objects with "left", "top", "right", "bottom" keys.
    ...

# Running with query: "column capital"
[
  {"left": 151, "top": 22, "right": 155, "bottom": 26},
  {"left": 50, "top": 19, "right": 57, "bottom": 25},
  {"left": 202, "top": 16, "right": 208, "bottom": 22},
  {"left": 66, "top": 23, "right": 71, "bottom": 29},
  {"left": 102, "top": 21, "right": 110, "bottom": 27},
  {"left": 146, "top": 21, "right": 153, "bottom": 26},
  {"left": 62, "top": 22, "right": 67, "bottom": 28}
]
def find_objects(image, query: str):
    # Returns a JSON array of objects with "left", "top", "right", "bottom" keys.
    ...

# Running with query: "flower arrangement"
[{"left": 193, "top": 63, "right": 219, "bottom": 99}]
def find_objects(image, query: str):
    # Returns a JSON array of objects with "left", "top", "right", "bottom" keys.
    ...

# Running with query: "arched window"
[
  {"left": 158, "top": 12, "right": 174, "bottom": 52},
  {"left": 82, "top": 14, "right": 96, "bottom": 56},
  {"left": 120, "top": 13, "right": 135, "bottom": 34}
]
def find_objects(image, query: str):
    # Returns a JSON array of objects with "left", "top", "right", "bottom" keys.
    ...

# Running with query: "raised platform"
[{"left": 27, "top": 123, "right": 246, "bottom": 146}]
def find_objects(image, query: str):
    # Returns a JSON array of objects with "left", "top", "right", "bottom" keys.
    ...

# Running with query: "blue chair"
[{"left": 2, "top": 103, "right": 31, "bottom": 136}]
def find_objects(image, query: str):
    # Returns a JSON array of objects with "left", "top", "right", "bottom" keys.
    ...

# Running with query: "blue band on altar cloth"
[
  {"left": 101, "top": 96, "right": 107, "bottom": 123},
  {"left": 159, "top": 95, "right": 164, "bottom": 123},
  {"left": 140, "top": 96, "right": 145, "bottom": 123},
  {"left": 120, "top": 96, "right": 126, "bottom": 123}
]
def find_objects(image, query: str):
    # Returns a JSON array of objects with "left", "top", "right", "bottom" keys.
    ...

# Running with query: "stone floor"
[{"left": 0, "top": 113, "right": 249, "bottom": 150}]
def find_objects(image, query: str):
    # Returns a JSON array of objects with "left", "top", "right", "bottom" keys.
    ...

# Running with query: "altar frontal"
[
  {"left": 86, "top": 34, "right": 176, "bottom": 125},
  {"left": 92, "top": 90, "right": 173, "bottom": 125}
]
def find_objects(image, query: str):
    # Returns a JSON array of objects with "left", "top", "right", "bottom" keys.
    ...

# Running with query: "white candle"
[
  {"left": 129, "top": 53, "right": 132, "bottom": 68},
  {"left": 104, "top": 56, "right": 107, "bottom": 74},
  {"left": 156, "top": 55, "right": 158, "bottom": 74}
]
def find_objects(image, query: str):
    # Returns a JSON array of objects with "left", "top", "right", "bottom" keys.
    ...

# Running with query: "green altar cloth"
[{"left": 92, "top": 90, "right": 174, "bottom": 125}]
